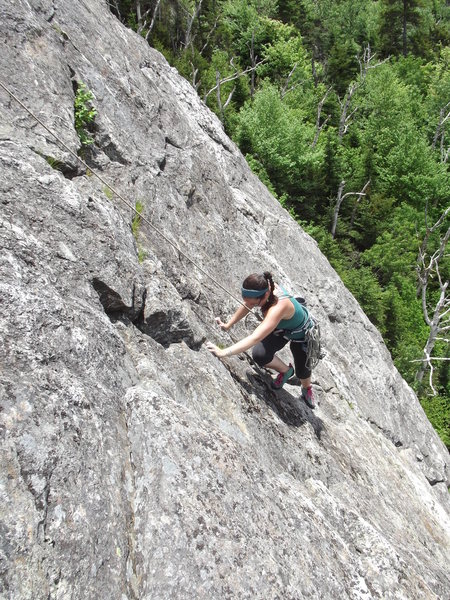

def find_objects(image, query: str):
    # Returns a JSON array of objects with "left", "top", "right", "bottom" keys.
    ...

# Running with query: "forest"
[{"left": 109, "top": 0, "right": 449, "bottom": 447}]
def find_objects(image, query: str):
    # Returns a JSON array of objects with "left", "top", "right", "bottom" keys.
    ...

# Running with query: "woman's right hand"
[
  {"left": 215, "top": 317, "right": 230, "bottom": 331},
  {"left": 205, "top": 341, "right": 228, "bottom": 358}
]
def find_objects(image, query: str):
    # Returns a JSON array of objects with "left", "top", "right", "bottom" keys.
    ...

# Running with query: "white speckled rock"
[{"left": 0, "top": 1, "right": 448, "bottom": 599}]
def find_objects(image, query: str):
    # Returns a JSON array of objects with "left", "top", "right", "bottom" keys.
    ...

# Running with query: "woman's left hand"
[{"left": 205, "top": 341, "right": 227, "bottom": 358}]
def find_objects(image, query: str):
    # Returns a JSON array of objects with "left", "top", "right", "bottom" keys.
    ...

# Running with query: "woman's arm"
[
  {"left": 206, "top": 302, "right": 286, "bottom": 358},
  {"left": 215, "top": 303, "right": 251, "bottom": 331}
]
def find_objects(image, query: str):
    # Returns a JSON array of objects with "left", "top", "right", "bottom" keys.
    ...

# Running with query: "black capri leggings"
[{"left": 252, "top": 332, "right": 311, "bottom": 380}]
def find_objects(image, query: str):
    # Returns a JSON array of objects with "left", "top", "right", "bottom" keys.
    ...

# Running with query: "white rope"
[{"left": 0, "top": 79, "right": 251, "bottom": 312}]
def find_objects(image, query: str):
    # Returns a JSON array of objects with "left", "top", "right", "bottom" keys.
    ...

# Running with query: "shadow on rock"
[{"left": 227, "top": 360, "right": 324, "bottom": 439}]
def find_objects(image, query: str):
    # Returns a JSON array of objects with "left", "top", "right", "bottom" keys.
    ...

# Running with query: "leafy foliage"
[
  {"left": 421, "top": 395, "right": 450, "bottom": 448},
  {"left": 132, "top": 201, "right": 147, "bottom": 263},
  {"left": 74, "top": 82, "right": 97, "bottom": 147}
]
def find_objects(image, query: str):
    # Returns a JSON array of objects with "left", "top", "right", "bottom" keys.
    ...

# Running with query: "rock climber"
[{"left": 205, "top": 271, "right": 316, "bottom": 409}]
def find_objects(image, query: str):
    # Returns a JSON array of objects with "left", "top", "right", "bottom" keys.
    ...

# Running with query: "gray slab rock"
[{"left": 0, "top": 1, "right": 449, "bottom": 599}]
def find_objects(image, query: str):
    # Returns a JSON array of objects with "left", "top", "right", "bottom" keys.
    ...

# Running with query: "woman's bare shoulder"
[{"left": 266, "top": 295, "right": 293, "bottom": 320}]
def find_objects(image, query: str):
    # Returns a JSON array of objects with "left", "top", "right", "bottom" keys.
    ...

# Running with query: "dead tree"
[
  {"left": 199, "top": 15, "right": 219, "bottom": 57},
  {"left": 203, "top": 58, "right": 266, "bottom": 121},
  {"left": 414, "top": 207, "right": 450, "bottom": 394},
  {"left": 249, "top": 31, "right": 257, "bottom": 99},
  {"left": 331, "top": 180, "right": 370, "bottom": 238},
  {"left": 190, "top": 15, "right": 220, "bottom": 89},
  {"left": 135, "top": 0, "right": 161, "bottom": 40},
  {"left": 107, "top": 0, "right": 122, "bottom": 20},
  {"left": 279, "top": 63, "right": 305, "bottom": 99},
  {"left": 311, "top": 86, "right": 332, "bottom": 147},
  {"left": 338, "top": 84, "right": 359, "bottom": 142},
  {"left": 183, "top": 0, "right": 203, "bottom": 51},
  {"left": 311, "top": 45, "right": 319, "bottom": 88},
  {"left": 215, "top": 71, "right": 236, "bottom": 123},
  {"left": 432, "top": 102, "right": 450, "bottom": 164},
  {"left": 190, "top": 62, "right": 201, "bottom": 92},
  {"left": 338, "top": 45, "right": 389, "bottom": 142},
  {"left": 145, "top": 0, "right": 162, "bottom": 39}
]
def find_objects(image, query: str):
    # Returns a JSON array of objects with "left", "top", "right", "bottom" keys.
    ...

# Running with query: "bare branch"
[
  {"left": 432, "top": 102, "right": 450, "bottom": 158},
  {"left": 144, "top": 0, "right": 162, "bottom": 40},
  {"left": 416, "top": 205, "right": 450, "bottom": 298},
  {"left": 338, "top": 45, "right": 389, "bottom": 141},
  {"left": 203, "top": 59, "right": 266, "bottom": 104},
  {"left": 223, "top": 86, "right": 236, "bottom": 110},
  {"left": 415, "top": 206, "right": 450, "bottom": 392},
  {"left": 107, "top": 0, "right": 122, "bottom": 20},
  {"left": 190, "top": 62, "right": 201, "bottom": 91},
  {"left": 249, "top": 30, "right": 257, "bottom": 99},
  {"left": 136, "top": 1, "right": 153, "bottom": 36},
  {"left": 199, "top": 15, "right": 220, "bottom": 56},
  {"left": 429, "top": 357, "right": 437, "bottom": 395},
  {"left": 359, "top": 45, "right": 390, "bottom": 76},
  {"left": 209, "top": 67, "right": 238, "bottom": 123},
  {"left": 331, "top": 180, "right": 370, "bottom": 238},
  {"left": 280, "top": 63, "right": 305, "bottom": 99},
  {"left": 134, "top": 0, "right": 162, "bottom": 40},
  {"left": 184, "top": 0, "right": 203, "bottom": 50},
  {"left": 311, "top": 86, "right": 332, "bottom": 147},
  {"left": 410, "top": 357, "right": 450, "bottom": 362}
]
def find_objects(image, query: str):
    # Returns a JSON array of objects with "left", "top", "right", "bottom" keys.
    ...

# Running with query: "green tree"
[
  {"left": 256, "top": 21, "right": 310, "bottom": 91},
  {"left": 342, "top": 267, "right": 387, "bottom": 333},
  {"left": 421, "top": 395, "right": 450, "bottom": 449},
  {"left": 357, "top": 65, "right": 448, "bottom": 210},
  {"left": 378, "top": 0, "right": 432, "bottom": 57},
  {"left": 423, "top": 47, "right": 450, "bottom": 161},
  {"left": 362, "top": 203, "right": 422, "bottom": 285},
  {"left": 235, "top": 82, "right": 326, "bottom": 216}
]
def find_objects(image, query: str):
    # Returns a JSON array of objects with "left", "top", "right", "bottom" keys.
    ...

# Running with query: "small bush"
[
  {"left": 74, "top": 82, "right": 97, "bottom": 147},
  {"left": 45, "top": 155, "right": 63, "bottom": 171},
  {"left": 132, "top": 201, "right": 147, "bottom": 262},
  {"left": 131, "top": 200, "right": 144, "bottom": 237}
]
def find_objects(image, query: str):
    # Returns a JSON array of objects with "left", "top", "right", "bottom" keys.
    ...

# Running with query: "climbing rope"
[
  {"left": 0, "top": 79, "right": 251, "bottom": 312},
  {"left": 1, "top": 79, "right": 326, "bottom": 391}
]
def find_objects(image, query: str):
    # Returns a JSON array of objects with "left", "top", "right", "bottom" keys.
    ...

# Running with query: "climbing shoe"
[
  {"left": 301, "top": 386, "right": 315, "bottom": 409},
  {"left": 271, "top": 364, "right": 294, "bottom": 389}
]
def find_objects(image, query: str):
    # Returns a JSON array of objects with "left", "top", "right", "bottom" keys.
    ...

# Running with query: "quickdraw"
[{"left": 304, "top": 318, "right": 323, "bottom": 370}]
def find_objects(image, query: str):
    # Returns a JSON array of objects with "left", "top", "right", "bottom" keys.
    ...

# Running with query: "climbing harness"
[
  {"left": 0, "top": 79, "right": 249, "bottom": 312},
  {"left": 283, "top": 315, "right": 323, "bottom": 370},
  {"left": 274, "top": 292, "right": 324, "bottom": 369}
]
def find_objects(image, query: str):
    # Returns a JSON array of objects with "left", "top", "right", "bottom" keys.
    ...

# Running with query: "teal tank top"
[{"left": 276, "top": 288, "right": 310, "bottom": 340}]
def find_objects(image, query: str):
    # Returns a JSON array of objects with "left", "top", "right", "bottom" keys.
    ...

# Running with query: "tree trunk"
[
  {"left": 331, "top": 181, "right": 346, "bottom": 238},
  {"left": 250, "top": 31, "right": 256, "bottom": 99},
  {"left": 402, "top": 0, "right": 408, "bottom": 56},
  {"left": 416, "top": 282, "right": 448, "bottom": 390},
  {"left": 185, "top": 0, "right": 203, "bottom": 51},
  {"left": 331, "top": 180, "right": 370, "bottom": 238}
]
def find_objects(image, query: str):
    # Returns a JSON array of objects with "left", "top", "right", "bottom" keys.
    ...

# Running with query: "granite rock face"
[{"left": 0, "top": 1, "right": 449, "bottom": 599}]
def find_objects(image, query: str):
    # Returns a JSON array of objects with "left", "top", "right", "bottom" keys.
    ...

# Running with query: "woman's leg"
[
  {"left": 290, "top": 341, "right": 311, "bottom": 381},
  {"left": 264, "top": 355, "right": 292, "bottom": 374},
  {"left": 252, "top": 333, "right": 289, "bottom": 373},
  {"left": 290, "top": 341, "right": 315, "bottom": 407}
]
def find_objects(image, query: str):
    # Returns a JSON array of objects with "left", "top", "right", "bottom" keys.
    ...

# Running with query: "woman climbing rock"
[{"left": 205, "top": 271, "right": 316, "bottom": 409}]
